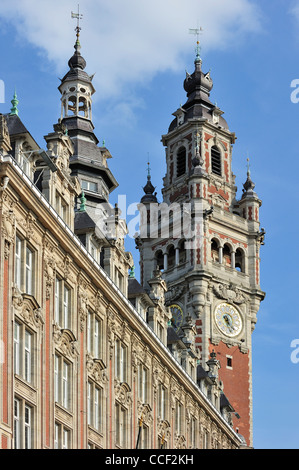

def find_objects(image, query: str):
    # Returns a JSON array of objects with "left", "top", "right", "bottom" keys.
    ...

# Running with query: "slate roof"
[{"left": 74, "top": 210, "right": 96, "bottom": 231}]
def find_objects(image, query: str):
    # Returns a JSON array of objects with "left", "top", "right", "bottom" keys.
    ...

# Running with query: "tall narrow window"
[
  {"left": 87, "top": 381, "right": 102, "bottom": 432},
  {"left": 175, "top": 401, "right": 182, "bottom": 435},
  {"left": 24, "top": 330, "right": 32, "bottom": 382},
  {"left": 115, "top": 339, "right": 127, "bottom": 383},
  {"left": 15, "top": 236, "right": 35, "bottom": 295},
  {"left": 176, "top": 147, "right": 186, "bottom": 177},
  {"left": 24, "top": 405, "right": 32, "bottom": 449},
  {"left": 15, "top": 236, "right": 22, "bottom": 289},
  {"left": 54, "top": 278, "right": 71, "bottom": 329},
  {"left": 14, "top": 398, "right": 34, "bottom": 449},
  {"left": 25, "top": 246, "right": 33, "bottom": 295},
  {"left": 211, "top": 146, "right": 222, "bottom": 176},
  {"left": 116, "top": 403, "right": 126, "bottom": 448},
  {"left": 158, "top": 384, "right": 166, "bottom": 420},
  {"left": 87, "top": 312, "right": 102, "bottom": 359},
  {"left": 138, "top": 364, "right": 148, "bottom": 404},
  {"left": 14, "top": 399, "right": 20, "bottom": 449},
  {"left": 14, "top": 321, "right": 34, "bottom": 384},
  {"left": 55, "top": 354, "right": 72, "bottom": 410},
  {"left": 55, "top": 422, "right": 71, "bottom": 449}
]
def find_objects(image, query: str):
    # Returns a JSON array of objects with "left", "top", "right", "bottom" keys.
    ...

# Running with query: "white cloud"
[{"left": 0, "top": 0, "right": 262, "bottom": 103}]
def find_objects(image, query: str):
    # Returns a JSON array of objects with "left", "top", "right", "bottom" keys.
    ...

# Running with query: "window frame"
[
  {"left": 211, "top": 145, "right": 222, "bottom": 176},
  {"left": 15, "top": 235, "right": 35, "bottom": 296},
  {"left": 14, "top": 320, "right": 34, "bottom": 384},
  {"left": 115, "top": 339, "right": 127, "bottom": 383},
  {"left": 176, "top": 146, "right": 187, "bottom": 178},
  {"left": 54, "top": 353, "right": 72, "bottom": 411},
  {"left": 87, "top": 380, "right": 103, "bottom": 433},
  {"left": 54, "top": 277, "right": 72, "bottom": 330},
  {"left": 14, "top": 397, "right": 34, "bottom": 449}
]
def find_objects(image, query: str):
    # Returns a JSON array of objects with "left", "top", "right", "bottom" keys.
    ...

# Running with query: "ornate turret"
[
  {"left": 55, "top": 12, "right": 118, "bottom": 221},
  {"left": 140, "top": 162, "right": 158, "bottom": 204}
]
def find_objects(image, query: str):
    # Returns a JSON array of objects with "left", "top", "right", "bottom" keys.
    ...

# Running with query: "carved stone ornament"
[
  {"left": 53, "top": 325, "right": 79, "bottom": 359},
  {"left": 174, "top": 434, "right": 187, "bottom": 449},
  {"left": 44, "top": 257, "right": 56, "bottom": 300},
  {"left": 157, "top": 419, "right": 171, "bottom": 441},
  {"left": 12, "top": 286, "right": 44, "bottom": 328},
  {"left": 0, "top": 114, "right": 12, "bottom": 154},
  {"left": 78, "top": 285, "right": 89, "bottom": 332},
  {"left": 86, "top": 355, "right": 108, "bottom": 385},
  {"left": 213, "top": 282, "right": 247, "bottom": 305},
  {"left": 137, "top": 403, "right": 153, "bottom": 427},
  {"left": 165, "top": 284, "right": 185, "bottom": 306},
  {"left": 114, "top": 380, "right": 132, "bottom": 407},
  {"left": 2, "top": 209, "right": 16, "bottom": 258}
]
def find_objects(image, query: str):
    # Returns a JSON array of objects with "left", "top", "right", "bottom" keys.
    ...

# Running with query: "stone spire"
[{"left": 242, "top": 158, "right": 257, "bottom": 198}]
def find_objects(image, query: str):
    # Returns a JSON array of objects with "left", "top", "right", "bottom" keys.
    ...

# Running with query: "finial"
[
  {"left": 189, "top": 26, "right": 203, "bottom": 63},
  {"left": 71, "top": 4, "right": 83, "bottom": 45},
  {"left": 80, "top": 191, "right": 86, "bottom": 211},
  {"left": 147, "top": 160, "right": 151, "bottom": 179},
  {"left": 247, "top": 157, "right": 251, "bottom": 176},
  {"left": 10, "top": 89, "right": 19, "bottom": 116},
  {"left": 129, "top": 266, "right": 135, "bottom": 278}
]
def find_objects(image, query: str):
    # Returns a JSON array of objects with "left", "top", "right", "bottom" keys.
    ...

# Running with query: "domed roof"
[
  {"left": 68, "top": 42, "right": 87, "bottom": 70},
  {"left": 140, "top": 164, "right": 158, "bottom": 203},
  {"left": 184, "top": 58, "right": 213, "bottom": 98}
]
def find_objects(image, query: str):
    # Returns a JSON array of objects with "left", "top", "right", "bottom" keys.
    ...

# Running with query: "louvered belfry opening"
[
  {"left": 211, "top": 146, "right": 222, "bottom": 176},
  {"left": 176, "top": 147, "right": 186, "bottom": 177}
]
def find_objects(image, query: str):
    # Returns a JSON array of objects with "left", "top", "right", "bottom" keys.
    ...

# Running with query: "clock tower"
[{"left": 137, "top": 43, "right": 265, "bottom": 447}]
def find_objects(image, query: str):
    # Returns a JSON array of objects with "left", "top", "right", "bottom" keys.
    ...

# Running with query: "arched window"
[
  {"left": 211, "top": 146, "right": 221, "bottom": 176},
  {"left": 235, "top": 248, "right": 245, "bottom": 273},
  {"left": 223, "top": 244, "right": 231, "bottom": 267},
  {"left": 176, "top": 147, "right": 186, "bottom": 178},
  {"left": 211, "top": 239, "right": 219, "bottom": 262},
  {"left": 155, "top": 250, "right": 164, "bottom": 271},
  {"left": 167, "top": 245, "right": 175, "bottom": 269},
  {"left": 179, "top": 240, "right": 186, "bottom": 264}
]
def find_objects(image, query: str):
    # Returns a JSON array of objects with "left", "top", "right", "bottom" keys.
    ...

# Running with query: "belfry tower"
[{"left": 137, "top": 41, "right": 265, "bottom": 446}]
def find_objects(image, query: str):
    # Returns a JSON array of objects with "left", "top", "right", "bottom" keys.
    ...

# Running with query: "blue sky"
[{"left": 1, "top": 0, "right": 299, "bottom": 449}]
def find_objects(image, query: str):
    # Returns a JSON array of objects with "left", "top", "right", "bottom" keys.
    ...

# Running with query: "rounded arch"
[
  {"left": 155, "top": 249, "right": 164, "bottom": 271},
  {"left": 211, "top": 238, "right": 220, "bottom": 262},
  {"left": 223, "top": 243, "right": 232, "bottom": 267},
  {"left": 178, "top": 239, "right": 186, "bottom": 264},
  {"left": 167, "top": 244, "right": 176, "bottom": 269},
  {"left": 235, "top": 247, "right": 245, "bottom": 273}
]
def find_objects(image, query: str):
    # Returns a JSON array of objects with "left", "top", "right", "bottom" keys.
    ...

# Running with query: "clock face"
[
  {"left": 170, "top": 304, "right": 184, "bottom": 332},
  {"left": 214, "top": 303, "right": 242, "bottom": 337}
]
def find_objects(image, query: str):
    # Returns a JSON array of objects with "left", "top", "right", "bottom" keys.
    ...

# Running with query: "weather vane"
[
  {"left": 189, "top": 26, "right": 203, "bottom": 60},
  {"left": 71, "top": 4, "right": 83, "bottom": 40}
]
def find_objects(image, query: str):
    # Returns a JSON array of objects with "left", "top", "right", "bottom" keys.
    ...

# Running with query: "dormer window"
[
  {"left": 176, "top": 147, "right": 186, "bottom": 178},
  {"left": 211, "top": 146, "right": 221, "bottom": 176}
]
